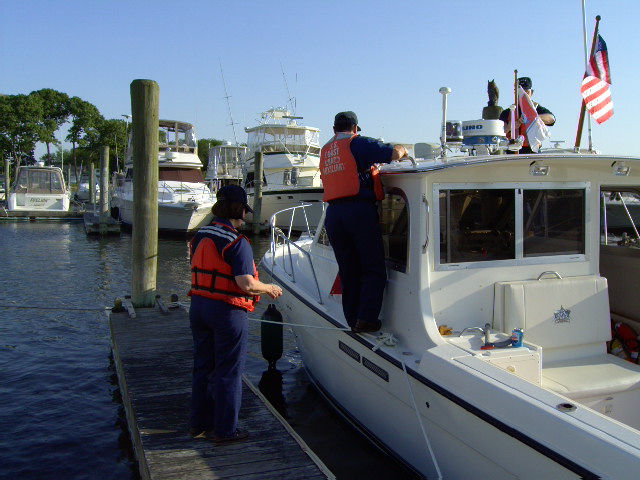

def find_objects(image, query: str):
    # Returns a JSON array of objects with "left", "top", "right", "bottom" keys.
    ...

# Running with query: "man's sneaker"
[{"left": 352, "top": 319, "right": 382, "bottom": 333}]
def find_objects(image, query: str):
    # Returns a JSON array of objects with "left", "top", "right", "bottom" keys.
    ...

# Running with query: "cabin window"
[
  {"left": 437, "top": 185, "right": 587, "bottom": 267},
  {"left": 523, "top": 189, "right": 585, "bottom": 256},
  {"left": 380, "top": 191, "right": 409, "bottom": 272},
  {"left": 600, "top": 188, "right": 640, "bottom": 247},
  {"left": 439, "top": 189, "right": 515, "bottom": 264},
  {"left": 159, "top": 168, "right": 204, "bottom": 183}
]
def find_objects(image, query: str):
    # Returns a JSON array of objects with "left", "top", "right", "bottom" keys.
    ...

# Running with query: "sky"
[{"left": 1, "top": 0, "right": 638, "bottom": 157}]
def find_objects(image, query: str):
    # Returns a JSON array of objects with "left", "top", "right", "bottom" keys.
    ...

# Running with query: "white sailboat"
[
  {"left": 242, "top": 108, "right": 324, "bottom": 231},
  {"left": 261, "top": 108, "right": 640, "bottom": 477},
  {"left": 112, "top": 120, "right": 214, "bottom": 233}
]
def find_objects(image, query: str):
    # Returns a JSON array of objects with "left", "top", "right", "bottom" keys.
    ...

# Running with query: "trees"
[
  {"left": 0, "top": 94, "right": 43, "bottom": 171},
  {"left": 66, "top": 96, "right": 104, "bottom": 183},
  {"left": 31, "top": 89, "right": 70, "bottom": 165},
  {"left": 96, "top": 118, "right": 128, "bottom": 172}
]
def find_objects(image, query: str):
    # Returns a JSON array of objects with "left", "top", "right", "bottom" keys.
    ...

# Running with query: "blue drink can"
[{"left": 511, "top": 328, "right": 524, "bottom": 347}]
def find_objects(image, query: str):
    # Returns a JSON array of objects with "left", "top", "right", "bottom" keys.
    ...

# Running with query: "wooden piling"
[
  {"left": 130, "top": 79, "right": 159, "bottom": 308},
  {"left": 89, "top": 162, "right": 96, "bottom": 204},
  {"left": 252, "top": 151, "right": 264, "bottom": 234},
  {"left": 4, "top": 159, "right": 9, "bottom": 201}
]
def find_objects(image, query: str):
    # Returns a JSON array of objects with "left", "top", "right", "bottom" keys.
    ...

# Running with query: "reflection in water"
[{"left": 258, "top": 366, "right": 287, "bottom": 418}]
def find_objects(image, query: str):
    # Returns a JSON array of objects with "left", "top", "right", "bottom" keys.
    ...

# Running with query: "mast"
[{"left": 220, "top": 63, "right": 238, "bottom": 145}]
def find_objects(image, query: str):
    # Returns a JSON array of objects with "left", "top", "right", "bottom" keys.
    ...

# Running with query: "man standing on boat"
[
  {"left": 188, "top": 185, "right": 282, "bottom": 444},
  {"left": 499, "top": 77, "right": 556, "bottom": 153},
  {"left": 320, "top": 111, "right": 408, "bottom": 333}
]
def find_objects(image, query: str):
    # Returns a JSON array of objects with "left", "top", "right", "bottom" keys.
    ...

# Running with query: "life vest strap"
[{"left": 191, "top": 266, "right": 252, "bottom": 301}]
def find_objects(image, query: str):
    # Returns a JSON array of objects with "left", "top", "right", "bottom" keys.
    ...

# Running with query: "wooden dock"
[
  {"left": 83, "top": 212, "right": 121, "bottom": 235},
  {"left": 110, "top": 302, "right": 333, "bottom": 480}
]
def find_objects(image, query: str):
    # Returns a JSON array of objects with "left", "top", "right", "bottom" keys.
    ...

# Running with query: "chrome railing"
[{"left": 267, "top": 203, "right": 324, "bottom": 304}]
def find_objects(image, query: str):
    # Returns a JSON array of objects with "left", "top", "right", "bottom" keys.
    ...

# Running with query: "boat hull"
[
  {"left": 114, "top": 196, "right": 213, "bottom": 233},
  {"left": 7, "top": 192, "right": 70, "bottom": 212}
]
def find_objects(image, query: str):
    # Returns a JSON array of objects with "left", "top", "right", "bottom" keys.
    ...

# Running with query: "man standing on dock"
[
  {"left": 320, "top": 111, "right": 407, "bottom": 334},
  {"left": 188, "top": 185, "right": 282, "bottom": 444}
]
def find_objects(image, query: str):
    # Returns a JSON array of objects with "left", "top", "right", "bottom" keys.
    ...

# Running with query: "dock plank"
[{"left": 110, "top": 306, "right": 332, "bottom": 480}]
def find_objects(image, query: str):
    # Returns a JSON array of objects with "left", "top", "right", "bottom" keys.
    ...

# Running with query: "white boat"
[
  {"left": 112, "top": 120, "right": 214, "bottom": 233},
  {"left": 7, "top": 163, "right": 70, "bottom": 211},
  {"left": 242, "top": 108, "right": 324, "bottom": 231},
  {"left": 75, "top": 175, "right": 100, "bottom": 203},
  {"left": 204, "top": 142, "right": 247, "bottom": 191},
  {"left": 262, "top": 116, "right": 640, "bottom": 477}
]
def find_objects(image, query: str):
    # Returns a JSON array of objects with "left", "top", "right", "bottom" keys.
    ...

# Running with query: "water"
[{"left": 0, "top": 221, "right": 416, "bottom": 479}]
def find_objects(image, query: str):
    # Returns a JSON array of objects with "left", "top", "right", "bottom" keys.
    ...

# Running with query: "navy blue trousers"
[
  {"left": 189, "top": 295, "right": 248, "bottom": 437},
  {"left": 324, "top": 201, "right": 387, "bottom": 326}
]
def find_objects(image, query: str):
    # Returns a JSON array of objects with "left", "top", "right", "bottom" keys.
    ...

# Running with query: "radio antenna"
[
  {"left": 219, "top": 62, "right": 238, "bottom": 145},
  {"left": 280, "top": 62, "right": 296, "bottom": 115}
]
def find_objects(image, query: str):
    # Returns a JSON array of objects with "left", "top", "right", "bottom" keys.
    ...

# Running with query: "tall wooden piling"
[
  {"left": 130, "top": 79, "right": 159, "bottom": 308},
  {"left": 4, "top": 159, "right": 9, "bottom": 200},
  {"left": 252, "top": 151, "right": 264, "bottom": 234},
  {"left": 100, "top": 146, "right": 110, "bottom": 230},
  {"left": 89, "top": 162, "right": 96, "bottom": 204}
]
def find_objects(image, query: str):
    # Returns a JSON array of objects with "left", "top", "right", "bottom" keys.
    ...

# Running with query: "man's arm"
[{"left": 235, "top": 275, "right": 282, "bottom": 299}]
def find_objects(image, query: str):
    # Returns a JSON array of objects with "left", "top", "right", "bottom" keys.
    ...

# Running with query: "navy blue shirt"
[{"left": 190, "top": 217, "right": 254, "bottom": 277}]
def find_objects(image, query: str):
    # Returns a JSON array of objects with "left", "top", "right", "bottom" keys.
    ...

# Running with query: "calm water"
[{"left": 0, "top": 221, "right": 416, "bottom": 480}]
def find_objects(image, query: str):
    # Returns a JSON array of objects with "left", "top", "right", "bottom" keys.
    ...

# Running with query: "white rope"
[
  {"left": 372, "top": 332, "right": 398, "bottom": 351},
  {"left": 248, "top": 315, "right": 351, "bottom": 331},
  {"left": 399, "top": 358, "right": 443, "bottom": 479}
]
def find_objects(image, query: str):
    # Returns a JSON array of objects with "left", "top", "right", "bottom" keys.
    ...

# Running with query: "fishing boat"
[
  {"left": 111, "top": 120, "right": 214, "bottom": 233},
  {"left": 242, "top": 108, "right": 324, "bottom": 231},
  {"left": 262, "top": 105, "right": 640, "bottom": 477},
  {"left": 6, "top": 163, "right": 70, "bottom": 212},
  {"left": 204, "top": 142, "right": 247, "bottom": 191}
]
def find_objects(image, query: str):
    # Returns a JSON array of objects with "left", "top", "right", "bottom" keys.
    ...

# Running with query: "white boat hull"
[
  {"left": 114, "top": 196, "right": 213, "bottom": 233},
  {"left": 7, "top": 192, "right": 70, "bottom": 212}
]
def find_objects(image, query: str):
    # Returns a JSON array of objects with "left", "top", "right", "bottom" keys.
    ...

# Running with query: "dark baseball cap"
[
  {"left": 216, "top": 184, "right": 253, "bottom": 213},
  {"left": 334, "top": 111, "right": 361, "bottom": 132},
  {"left": 518, "top": 77, "right": 532, "bottom": 90}
]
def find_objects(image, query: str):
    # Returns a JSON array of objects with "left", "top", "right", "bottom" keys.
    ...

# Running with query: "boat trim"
[{"left": 262, "top": 262, "right": 599, "bottom": 479}]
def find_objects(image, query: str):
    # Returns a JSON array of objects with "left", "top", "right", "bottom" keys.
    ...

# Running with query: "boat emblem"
[{"left": 554, "top": 306, "right": 571, "bottom": 324}]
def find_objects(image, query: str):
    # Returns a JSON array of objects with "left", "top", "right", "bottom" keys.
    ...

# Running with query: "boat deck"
[{"left": 110, "top": 303, "right": 333, "bottom": 480}]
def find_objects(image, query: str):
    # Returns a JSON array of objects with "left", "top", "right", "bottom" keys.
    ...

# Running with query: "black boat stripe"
[{"left": 263, "top": 264, "right": 599, "bottom": 479}]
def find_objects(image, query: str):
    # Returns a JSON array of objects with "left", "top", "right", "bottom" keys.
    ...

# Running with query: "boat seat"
[{"left": 494, "top": 274, "right": 640, "bottom": 400}]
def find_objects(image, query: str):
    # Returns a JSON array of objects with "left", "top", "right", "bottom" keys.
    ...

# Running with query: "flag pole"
[
  {"left": 511, "top": 69, "right": 518, "bottom": 153},
  {"left": 574, "top": 14, "right": 601, "bottom": 152}
]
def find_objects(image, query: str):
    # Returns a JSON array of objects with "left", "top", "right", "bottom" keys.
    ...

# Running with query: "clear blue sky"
[{"left": 1, "top": 0, "right": 637, "bottom": 156}]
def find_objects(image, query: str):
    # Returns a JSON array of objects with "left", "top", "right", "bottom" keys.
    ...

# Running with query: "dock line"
[{"left": 0, "top": 304, "right": 111, "bottom": 312}]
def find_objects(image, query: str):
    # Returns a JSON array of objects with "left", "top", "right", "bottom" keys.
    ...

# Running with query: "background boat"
[
  {"left": 242, "top": 108, "right": 324, "bottom": 231},
  {"left": 111, "top": 120, "right": 214, "bottom": 234}
]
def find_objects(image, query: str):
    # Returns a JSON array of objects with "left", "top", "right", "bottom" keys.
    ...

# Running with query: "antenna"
[
  {"left": 280, "top": 62, "right": 296, "bottom": 115},
  {"left": 219, "top": 62, "right": 238, "bottom": 145}
]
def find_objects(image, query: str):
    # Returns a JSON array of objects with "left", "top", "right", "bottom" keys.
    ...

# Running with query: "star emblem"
[{"left": 554, "top": 306, "right": 571, "bottom": 324}]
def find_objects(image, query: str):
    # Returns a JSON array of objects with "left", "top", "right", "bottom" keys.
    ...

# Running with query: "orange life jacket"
[
  {"left": 188, "top": 222, "right": 259, "bottom": 311},
  {"left": 320, "top": 134, "right": 384, "bottom": 202}
]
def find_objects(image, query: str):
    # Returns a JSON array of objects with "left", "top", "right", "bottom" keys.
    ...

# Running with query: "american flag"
[
  {"left": 587, "top": 35, "right": 612, "bottom": 84},
  {"left": 581, "top": 34, "right": 613, "bottom": 124}
]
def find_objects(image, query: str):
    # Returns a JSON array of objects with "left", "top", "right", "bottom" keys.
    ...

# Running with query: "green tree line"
[{"left": 1, "top": 88, "right": 227, "bottom": 184}]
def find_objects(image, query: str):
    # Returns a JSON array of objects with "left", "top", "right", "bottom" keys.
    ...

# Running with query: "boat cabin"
[{"left": 8, "top": 164, "right": 70, "bottom": 211}]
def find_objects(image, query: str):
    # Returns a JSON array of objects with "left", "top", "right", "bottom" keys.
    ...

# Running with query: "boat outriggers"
[{"left": 262, "top": 93, "right": 640, "bottom": 478}]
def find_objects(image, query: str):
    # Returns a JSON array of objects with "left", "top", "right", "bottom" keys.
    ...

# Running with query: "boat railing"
[
  {"left": 268, "top": 203, "right": 324, "bottom": 304},
  {"left": 158, "top": 181, "right": 214, "bottom": 203}
]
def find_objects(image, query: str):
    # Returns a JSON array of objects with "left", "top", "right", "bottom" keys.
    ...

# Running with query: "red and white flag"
[
  {"left": 518, "top": 86, "right": 549, "bottom": 152},
  {"left": 581, "top": 34, "right": 613, "bottom": 124},
  {"left": 580, "top": 76, "right": 613, "bottom": 124}
]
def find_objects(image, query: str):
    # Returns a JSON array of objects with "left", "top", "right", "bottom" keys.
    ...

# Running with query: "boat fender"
[
  {"left": 261, "top": 304, "right": 283, "bottom": 368},
  {"left": 613, "top": 321, "right": 639, "bottom": 361}
]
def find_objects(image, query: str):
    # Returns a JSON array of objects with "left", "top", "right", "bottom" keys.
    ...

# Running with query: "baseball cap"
[
  {"left": 518, "top": 77, "right": 532, "bottom": 90},
  {"left": 334, "top": 111, "right": 362, "bottom": 132},
  {"left": 216, "top": 185, "right": 253, "bottom": 213}
]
